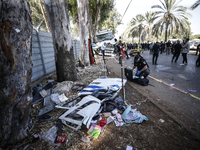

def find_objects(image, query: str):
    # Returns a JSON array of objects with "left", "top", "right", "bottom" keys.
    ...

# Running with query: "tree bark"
[
  {"left": 43, "top": 0, "right": 77, "bottom": 82},
  {"left": 77, "top": 0, "right": 89, "bottom": 66},
  {"left": 39, "top": 0, "right": 51, "bottom": 33},
  {"left": 0, "top": 0, "right": 32, "bottom": 147}
]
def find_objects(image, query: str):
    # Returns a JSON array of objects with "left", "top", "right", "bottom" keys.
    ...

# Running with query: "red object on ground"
[
  {"left": 54, "top": 135, "right": 66, "bottom": 143},
  {"left": 98, "top": 118, "right": 107, "bottom": 127}
]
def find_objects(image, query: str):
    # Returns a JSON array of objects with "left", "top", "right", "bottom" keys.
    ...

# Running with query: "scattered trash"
[
  {"left": 38, "top": 95, "right": 55, "bottom": 116},
  {"left": 48, "top": 80, "right": 54, "bottom": 83},
  {"left": 170, "top": 84, "right": 174, "bottom": 86},
  {"left": 111, "top": 116, "right": 123, "bottom": 126},
  {"left": 53, "top": 81, "right": 73, "bottom": 94},
  {"left": 87, "top": 123, "right": 102, "bottom": 138},
  {"left": 54, "top": 135, "right": 66, "bottom": 143},
  {"left": 15, "top": 28, "right": 20, "bottom": 33},
  {"left": 153, "top": 98, "right": 160, "bottom": 101},
  {"left": 114, "top": 97, "right": 124, "bottom": 105},
  {"left": 81, "top": 136, "right": 90, "bottom": 143},
  {"left": 156, "top": 70, "right": 159, "bottom": 72},
  {"left": 56, "top": 120, "right": 63, "bottom": 135},
  {"left": 111, "top": 108, "right": 118, "bottom": 115},
  {"left": 58, "top": 93, "right": 68, "bottom": 103},
  {"left": 106, "top": 116, "right": 114, "bottom": 124},
  {"left": 116, "top": 113, "right": 123, "bottom": 122},
  {"left": 126, "top": 145, "right": 133, "bottom": 150},
  {"left": 41, "top": 126, "right": 60, "bottom": 146},
  {"left": 91, "top": 120, "right": 97, "bottom": 124},
  {"left": 39, "top": 89, "right": 48, "bottom": 98},
  {"left": 98, "top": 118, "right": 107, "bottom": 127},
  {"left": 103, "top": 112, "right": 111, "bottom": 117},
  {"left": 51, "top": 93, "right": 60, "bottom": 105},
  {"left": 122, "top": 106, "right": 148, "bottom": 125},
  {"left": 159, "top": 119, "right": 165, "bottom": 123},
  {"left": 59, "top": 95, "right": 101, "bottom": 130},
  {"left": 188, "top": 90, "right": 197, "bottom": 92},
  {"left": 132, "top": 93, "right": 135, "bottom": 95}
]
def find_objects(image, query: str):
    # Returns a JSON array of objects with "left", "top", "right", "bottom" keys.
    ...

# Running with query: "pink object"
[{"left": 116, "top": 113, "right": 123, "bottom": 122}]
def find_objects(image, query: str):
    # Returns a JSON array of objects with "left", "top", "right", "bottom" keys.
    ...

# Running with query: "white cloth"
[
  {"left": 182, "top": 42, "right": 190, "bottom": 53},
  {"left": 101, "top": 44, "right": 106, "bottom": 51}
]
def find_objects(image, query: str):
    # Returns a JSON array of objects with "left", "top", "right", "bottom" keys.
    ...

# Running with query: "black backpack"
[{"left": 124, "top": 68, "right": 149, "bottom": 86}]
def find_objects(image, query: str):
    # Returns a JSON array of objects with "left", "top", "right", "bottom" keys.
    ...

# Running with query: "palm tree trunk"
[
  {"left": 165, "top": 21, "right": 169, "bottom": 42},
  {"left": 39, "top": 0, "right": 51, "bottom": 32}
]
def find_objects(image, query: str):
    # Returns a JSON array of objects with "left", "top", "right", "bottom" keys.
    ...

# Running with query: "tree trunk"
[
  {"left": 92, "top": 0, "right": 100, "bottom": 42},
  {"left": 43, "top": 0, "right": 77, "bottom": 82},
  {"left": 77, "top": 0, "right": 89, "bottom": 66},
  {"left": 0, "top": 0, "right": 32, "bottom": 147},
  {"left": 39, "top": 0, "right": 51, "bottom": 33},
  {"left": 165, "top": 21, "right": 169, "bottom": 42}
]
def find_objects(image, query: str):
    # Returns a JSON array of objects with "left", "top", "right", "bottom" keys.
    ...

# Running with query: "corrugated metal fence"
[{"left": 32, "top": 29, "right": 80, "bottom": 82}]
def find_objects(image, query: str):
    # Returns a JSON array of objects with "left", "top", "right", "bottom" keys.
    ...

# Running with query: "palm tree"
[
  {"left": 130, "top": 14, "right": 145, "bottom": 43},
  {"left": 191, "top": 0, "right": 200, "bottom": 10},
  {"left": 143, "top": 11, "right": 157, "bottom": 41},
  {"left": 151, "top": 0, "right": 191, "bottom": 42}
]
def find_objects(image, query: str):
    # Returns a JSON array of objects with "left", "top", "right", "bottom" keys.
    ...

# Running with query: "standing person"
[
  {"left": 150, "top": 42, "right": 154, "bottom": 54},
  {"left": 171, "top": 41, "right": 176, "bottom": 54},
  {"left": 147, "top": 42, "right": 150, "bottom": 50},
  {"left": 137, "top": 43, "right": 142, "bottom": 54},
  {"left": 180, "top": 38, "right": 190, "bottom": 65},
  {"left": 123, "top": 42, "right": 129, "bottom": 59},
  {"left": 160, "top": 41, "right": 165, "bottom": 54},
  {"left": 152, "top": 42, "right": 160, "bottom": 65},
  {"left": 171, "top": 40, "right": 182, "bottom": 63},
  {"left": 165, "top": 40, "right": 171, "bottom": 55},
  {"left": 101, "top": 42, "right": 106, "bottom": 60},
  {"left": 132, "top": 55, "right": 150, "bottom": 78},
  {"left": 118, "top": 40, "right": 124, "bottom": 64},
  {"left": 196, "top": 43, "right": 200, "bottom": 55}
]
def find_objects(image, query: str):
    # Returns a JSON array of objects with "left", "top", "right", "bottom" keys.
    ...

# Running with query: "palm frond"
[{"left": 191, "top": 0, "right": 200, "bottom": 10}]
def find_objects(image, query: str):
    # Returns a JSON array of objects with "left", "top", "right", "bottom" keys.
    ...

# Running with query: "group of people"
[
  {"left": 100, "top": 38, "right": 199, "bottom": 80},
  {"left": 151, "top": 39, "right": 190, "bottom": 65}
]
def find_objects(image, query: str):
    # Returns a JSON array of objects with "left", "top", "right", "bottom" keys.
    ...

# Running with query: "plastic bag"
[
  {"left": 122, "top": 106, "right": 148, "bottom": 125},
  {"left": 41, "top": 126, "right": 60, "bottom": 146}
]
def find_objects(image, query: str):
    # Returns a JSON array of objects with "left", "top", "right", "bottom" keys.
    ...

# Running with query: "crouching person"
[{"left": 132, "top": 55, "right": 150, "bottom": 78}]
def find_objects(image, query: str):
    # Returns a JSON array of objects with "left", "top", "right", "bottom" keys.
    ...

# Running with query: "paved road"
[{"left": 106, "top": 50, "right": 200, "bottom": 135}]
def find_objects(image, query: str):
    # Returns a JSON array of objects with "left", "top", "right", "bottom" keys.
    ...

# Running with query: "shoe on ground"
[
  {"left": 180, "top": 63, "right": 184, "bottom": 65},
  {"left": 39, "top": 114, "right": 52, "bottom": 121}
]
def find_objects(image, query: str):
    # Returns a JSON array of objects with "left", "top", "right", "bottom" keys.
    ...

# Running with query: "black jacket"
[{"left": 153, "top": 44, "right": 159, "bottom": 53}]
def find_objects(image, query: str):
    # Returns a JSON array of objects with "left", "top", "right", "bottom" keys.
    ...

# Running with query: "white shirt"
[{"left": 101, "top": 44, "right": 106, "bottom": 51}]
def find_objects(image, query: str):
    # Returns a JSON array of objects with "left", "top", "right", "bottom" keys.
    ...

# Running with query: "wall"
[{"left": 32, "top": 29, "right": 80, "bottom": 82}]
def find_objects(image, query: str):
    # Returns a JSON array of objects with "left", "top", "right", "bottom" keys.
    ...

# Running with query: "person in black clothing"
[
  {"left": 165, "top": 40, "right": 171, "bottom": 55},
  {"left": 171, "top": 40, "right": 182, "bottom": 62},
  {"left": 160, "top": 41, "right": 165, "bottom": 54},
  {"left": 132, "top": 55, "right": 150, "bottom": 78},
  {"left": 196, "top": 43, "right": 200, "bottom": 55},
  {"left": 152, "top": 42, "right": 160, "bottom": 65},
  {"left": 171, "top": 41, "right": 176, "bottom": 54}
]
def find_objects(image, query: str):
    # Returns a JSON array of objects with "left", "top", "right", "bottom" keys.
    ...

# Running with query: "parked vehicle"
[
  {"left": 94, "top": 29, "right": 115, "bottom": 56},
  {"left": 189, "top": 39, "right": 200, "bottom": 50}
]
